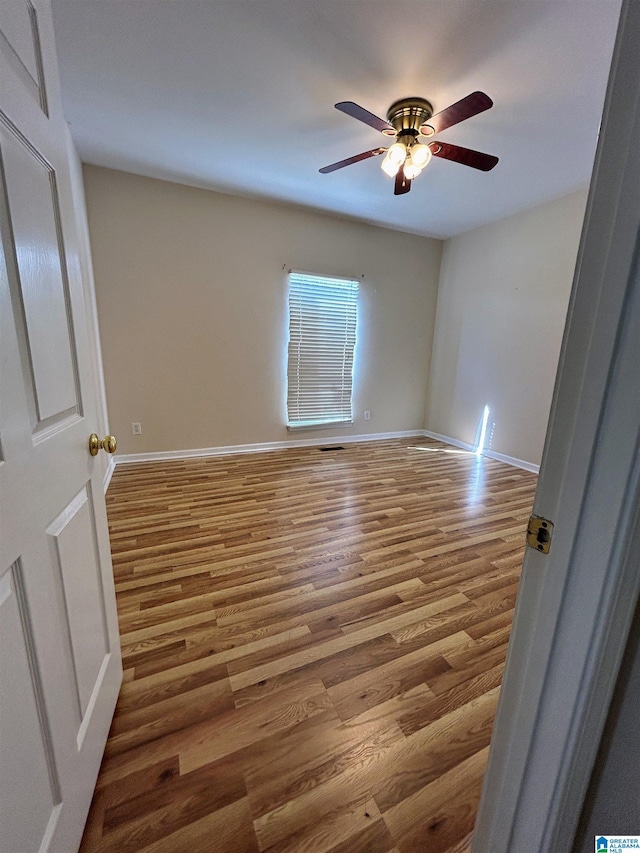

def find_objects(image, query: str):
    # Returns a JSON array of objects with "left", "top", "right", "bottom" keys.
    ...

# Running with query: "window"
[{"left": 286, "top": 271, "right": 359, "bottom": 428}]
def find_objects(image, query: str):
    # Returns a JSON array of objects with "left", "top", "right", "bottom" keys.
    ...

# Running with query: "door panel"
[
  {"left": 0, "top": 0, "right": 47, "bottom": 114},
  {"left": 1, "top": 123, "right": 79, "bottom": 429},
  {"left": 48, "top": 487, "right": 110, "bottom": 721},
  {"left": 0, "top": 561, "right": 61, "bottom": 853}
]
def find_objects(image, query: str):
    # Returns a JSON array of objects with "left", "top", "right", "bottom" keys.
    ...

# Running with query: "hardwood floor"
[{"left": 81, "top": 437, "right": 537, "bottom": 852}]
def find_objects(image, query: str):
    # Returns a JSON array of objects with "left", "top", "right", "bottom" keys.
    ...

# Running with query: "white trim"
[
  {"left": 114, "top": 430, "right": 424, "bottom": 466},
  {"left": 482, "top": 449, "right": 539, "bottom": 474},
  {"left": 286, "top": 420, "right": 353, "bottom": 431},
  {"left": 288, "top": 268, "right": 362, "bottom": 283},
  {"left": 66, "top": 135, "right": 110, "bottom": 438},
  {"left": 103, "top": 457, "right": 116, "bottom": 492},
  {"left": 422, "top": 430, "right": 540, "bottom": 473},
  {"left": 422, "top": 430, "right": 475, "bottom": 452},
  {"left": 114, "top": 429, "right": 541, "bottom": 473}
]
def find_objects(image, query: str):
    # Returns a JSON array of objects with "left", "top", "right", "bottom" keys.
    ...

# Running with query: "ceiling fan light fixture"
[
  {"left": 321, "top": 91, "right": 498, "bottom": 194},
  {"left": 381, "top": 153, "right": 401, "bottom": 177}
]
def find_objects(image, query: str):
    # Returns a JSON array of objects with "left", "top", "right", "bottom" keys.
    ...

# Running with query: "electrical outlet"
[
  {"left": 364, "top": 410, "right": 371, "bottom": 421},
  {"left": 131, "top": 422, "right": 142, "bottom": 435}
]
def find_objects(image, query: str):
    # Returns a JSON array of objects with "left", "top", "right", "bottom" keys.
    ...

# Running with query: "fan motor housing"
[{"left": 386, "top": 97, "right": 434, "bottom": 136}]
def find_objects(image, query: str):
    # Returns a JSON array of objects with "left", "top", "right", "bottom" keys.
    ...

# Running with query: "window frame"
[{"left": 286, "top": 270, "right": 359, "bottom": 430}]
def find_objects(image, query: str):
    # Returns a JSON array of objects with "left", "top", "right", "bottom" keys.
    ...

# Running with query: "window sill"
[{"left": 286, "top": 421, "right": 353, "bottom": 431}]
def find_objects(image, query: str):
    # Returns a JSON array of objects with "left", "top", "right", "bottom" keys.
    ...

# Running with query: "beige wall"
[
  {"left": 426, "top": 189, "right": 588, "bottom": 466},
  {"left": 83, "top": 165, "right": 442, "bottom": 455}
]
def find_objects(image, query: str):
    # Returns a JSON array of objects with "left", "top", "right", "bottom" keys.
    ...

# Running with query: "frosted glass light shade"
[
  {"left": 404, "top": 160, "right": 422, "bottom": 180},
  {"left": 410, "top": 143, "right": 432, "bottom": 168},
  {"left": 387, "top": 142, "right": 407, "bottom": 165},
  {"left": 381, "top": 154, "right": 400, "bottom": 177}
]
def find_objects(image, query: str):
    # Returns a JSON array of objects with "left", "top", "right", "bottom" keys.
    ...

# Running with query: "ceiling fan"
[{"left": 319, "top": 92, "right": 498, "bottom": 195}]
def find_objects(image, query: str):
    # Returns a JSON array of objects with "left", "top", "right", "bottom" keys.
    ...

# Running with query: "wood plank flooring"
[{"left": 81, "top": 437, "right": 537, "bottom": 853}]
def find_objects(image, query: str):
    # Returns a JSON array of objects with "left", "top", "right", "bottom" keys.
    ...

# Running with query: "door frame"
[
  {"left": 64, "top": 134, "right": 114, "bottom": 492},
  {"left": 473, "top": 0, "right": 640, "bottom": 849}
]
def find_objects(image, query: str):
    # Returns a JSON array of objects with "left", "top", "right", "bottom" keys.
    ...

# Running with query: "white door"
[
  {"left": 473, "top": 0, "right": 640, "bottom": 849},
  {"left": 0, "top": 2, "right": 122, "bottom": 852}
]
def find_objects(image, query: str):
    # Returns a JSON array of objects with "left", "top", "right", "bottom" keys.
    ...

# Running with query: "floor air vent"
[{"left": 319, "top": 446, "right": 345, "bottom": 451}]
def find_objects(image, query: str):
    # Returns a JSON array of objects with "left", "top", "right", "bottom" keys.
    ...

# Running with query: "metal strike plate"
[{"left": 527, "top": 515, "right": 554, "bottom": 554}]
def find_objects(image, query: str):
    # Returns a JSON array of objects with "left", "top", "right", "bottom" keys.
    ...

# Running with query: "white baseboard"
[
  {"left": 422, "top": 430, "right": 475, "bottom": 453},
  {"left": 482, "top": 448, "right": 539, "bottom": 474},
  {"left": 112, "top": 429, "right": 539, "bottom": 474},
  {"left": 422, "top": 430, "right": 540, "bottom": 474},
  {"left": 103, "top": 456, "right": 116, "bottom": 492},
  {"left": 114, "top": 430, "right": 425, "bottom": 466}
]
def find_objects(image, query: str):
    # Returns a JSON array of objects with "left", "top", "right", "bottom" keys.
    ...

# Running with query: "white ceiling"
[{"left": 51, "top": 0, "right": 622, "bottom": 239}]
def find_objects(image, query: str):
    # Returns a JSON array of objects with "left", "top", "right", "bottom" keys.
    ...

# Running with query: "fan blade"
[
  {"left": 319, "top": 147, "right": 387, "bottom": 174},
  {"left": 429, "top": 141, "right": 498, "bottom": 171},
  {"left": 335, "top": 101, "right": 395, "bottom": 134},
  {"left": 394, "top": 165, "right": 411, "bottom": 195},
  {"left": 421, "top": 91, "right": 493, "bottom": 136}
]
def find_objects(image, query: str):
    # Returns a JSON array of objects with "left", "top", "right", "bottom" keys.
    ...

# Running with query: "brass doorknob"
[{"left": 89, "top": 433, "right": 117, "bottom": 456}]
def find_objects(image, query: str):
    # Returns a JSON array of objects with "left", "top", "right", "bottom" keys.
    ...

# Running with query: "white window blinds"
[{"left": 287, "top": 272, "right": 359, "bottom": 428}]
